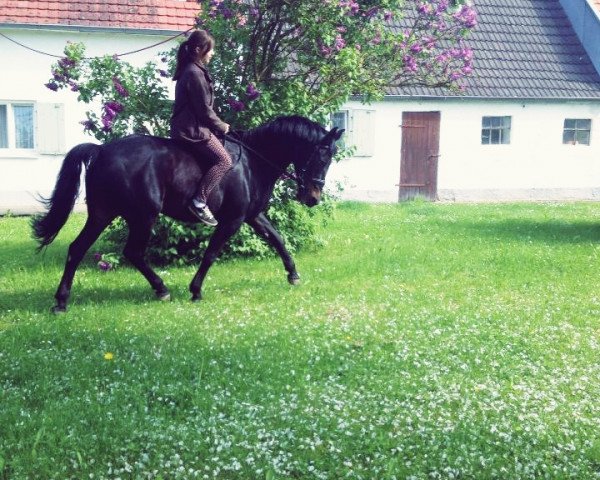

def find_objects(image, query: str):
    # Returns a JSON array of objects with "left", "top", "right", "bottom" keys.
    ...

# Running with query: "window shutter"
[
  {"left": 351, "top": 109, "right": 375, "bottom": 157},
  {"left": 36, "top": 103, "right": 66, "bottom": 155}
]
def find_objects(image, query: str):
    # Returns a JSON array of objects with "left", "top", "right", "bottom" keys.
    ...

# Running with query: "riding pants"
[{"left": 192, "top": 133, "right": 233, "bottom": 203}]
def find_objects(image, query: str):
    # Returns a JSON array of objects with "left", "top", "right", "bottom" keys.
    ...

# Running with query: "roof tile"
[
  {"left": 390, "top": 0, "right": 600, "bottom": 99},
  {"left": 0, "top": 0, "right": 199, "bottom": 32}
]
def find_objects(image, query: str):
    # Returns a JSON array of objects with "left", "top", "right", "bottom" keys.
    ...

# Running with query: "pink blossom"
[
  {"left": 454, "top": 5, "right": 477, "bottom": 28},
  {"left": 334, "top": 34, "right": 346, "bottom": 51},
  {"left": 112, "top": 77, "right": 129, "bottom": 97},
  {"left": 410, "top": 43, "right": 423, "bottom": 54},
  {"left": 52, "top": 70, "right": 66, "bottom": 82},
  {"left": 105, "top": 101, "right": 124, "bottom": 113},
  {"left": 403, "top": 55, "right": 418, "bottom": 72},
  {"left": 436, "top": 0, "right": 450, "bottom": 14},
  {"left": 246, "top": 83, "right": 260, "bottom": 101},
  {"left": 434, "top": 20, "right": 448, "bottom": 32},
  {"left": 424, "top": 37, "right": 437, "bottom": 49},
  {"left": 461, "top": 47, "right": 474, "bottom": 61},
  {"left": 80, "top": 120, "right": 96, "bottom": 132},
  {"left": 98, "top": 260, "right": 112, "bottom": 271},
  {"left": 417, "top": 3, "right": 432, "bottom": 15},
  {"left": 58, "top": 57, "right": 77, "bottom": 69},
  {"left": 45, "top": 81, "right": 59, "bottom": 91},
  {"left": 339, "top": 0, "right": 359, "bottom": 15},
  {"left": 101, "top": 116, "right": 113, "bottom": 132},
  {"left": 436, "top": 52, "right": 450, "bottom": 64},
  {"left": 320, "top": 44, "right": 332, "bottom": 57},
  {"left": 228, "top": 97, "right": 245, "bottom": 112}
]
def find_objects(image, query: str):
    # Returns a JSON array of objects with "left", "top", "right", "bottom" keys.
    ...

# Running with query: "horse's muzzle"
[{"left": 298, "top": 184, "right": 322, "bottom": 207}]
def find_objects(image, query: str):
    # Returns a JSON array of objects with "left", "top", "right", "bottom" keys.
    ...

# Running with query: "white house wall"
[
  {"left": 0, "top": 27, "right": 176, "bottom": 214},
  {"left": 329, "top": 98, "right": 600, "bottom": 202},
  {"left": 3, "top": 27, "right": 600, "bottom": 212}
]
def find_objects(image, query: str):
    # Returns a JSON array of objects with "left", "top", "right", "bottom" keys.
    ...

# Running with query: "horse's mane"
[{"left": 246, "top": 115, "right": 327, "bottom": 145}]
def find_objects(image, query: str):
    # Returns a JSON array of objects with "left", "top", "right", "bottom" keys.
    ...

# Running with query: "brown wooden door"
[{"left": 399, "top": 111, "right": 441, "bottom": 201}]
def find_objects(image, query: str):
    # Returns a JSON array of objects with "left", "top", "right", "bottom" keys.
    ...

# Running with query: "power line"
[{"left": 0, "top": 27, "right": 194, "bottom": 59}]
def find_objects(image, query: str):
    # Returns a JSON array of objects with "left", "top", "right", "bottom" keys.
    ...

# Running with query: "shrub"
[{"left": 101, "top": 180, "right": 336, "bottom": 264}]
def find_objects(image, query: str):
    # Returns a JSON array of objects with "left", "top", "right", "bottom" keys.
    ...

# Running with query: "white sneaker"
[{"left": 189, "top": 199, "right": 218, "bottom": 226}]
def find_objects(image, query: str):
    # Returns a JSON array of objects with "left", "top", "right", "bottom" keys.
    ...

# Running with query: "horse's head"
[{"left": 296, "top": 127, "right": 344, "bottom": 207}]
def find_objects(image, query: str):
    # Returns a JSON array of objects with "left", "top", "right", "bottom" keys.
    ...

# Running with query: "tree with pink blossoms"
[
  {"left": 198, "top": 0, "right": 476, "bottom": 126},
  {"left": 46, "top": 0, "right": 476, "bottom": 140}
]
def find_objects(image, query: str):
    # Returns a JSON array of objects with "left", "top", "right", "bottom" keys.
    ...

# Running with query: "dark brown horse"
[{"left": 32, "top": 115, "right": 344, "bottom": 313}]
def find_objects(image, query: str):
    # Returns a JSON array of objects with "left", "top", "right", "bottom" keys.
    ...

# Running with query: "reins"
[{"left": 224, "top": 132, "right": 301, "bottom": 184}]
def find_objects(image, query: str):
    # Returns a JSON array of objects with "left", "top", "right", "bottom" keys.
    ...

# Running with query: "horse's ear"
[{"left": 322, "top": 127, "right": 345, "bottom": 145}]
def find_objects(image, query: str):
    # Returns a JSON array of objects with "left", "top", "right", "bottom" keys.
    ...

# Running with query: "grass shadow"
[
  {"left": 449, "top": 218, "right": 600, "bottom": 245},
  {"left": 0, "top": 280, "right": 174, "bottom": 316},
  {"left": 0, "top": 240, "right": 92, "bottom": 275}
]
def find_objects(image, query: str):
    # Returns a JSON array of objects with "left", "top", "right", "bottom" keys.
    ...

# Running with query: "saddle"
[{"left": 223, "top": 131, "right": 246, "bottom": 165}]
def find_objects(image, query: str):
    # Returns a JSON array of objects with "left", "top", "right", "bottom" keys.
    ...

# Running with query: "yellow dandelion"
[{"left": 103, "top": 352, "right": 114, "bottom": 361}]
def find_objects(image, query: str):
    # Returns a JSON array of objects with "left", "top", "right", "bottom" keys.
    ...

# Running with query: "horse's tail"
[{"left": 31, "top": 143, "right": 100, "bottom": 251}]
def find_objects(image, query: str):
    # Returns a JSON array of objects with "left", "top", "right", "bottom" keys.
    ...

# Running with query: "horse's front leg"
[
  {"left": 247, "top": 213, "right": 300, "bottom": 285},
  {"left": 190, "top": 218, "right": 244, "bottom": 301}
]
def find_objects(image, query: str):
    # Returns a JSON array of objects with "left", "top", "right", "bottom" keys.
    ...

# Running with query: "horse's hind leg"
[
  {"left": 123, "top": 219, "right": 170, "bottom": 301},
  {"left": 247, "top": 213, "right": 300, "bottom": 285},
  {"left": 54, "top": 216, "right": 112, "bottom": 313}
]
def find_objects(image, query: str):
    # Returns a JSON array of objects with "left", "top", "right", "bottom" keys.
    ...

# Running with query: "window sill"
[{"left": 0, "top": 150, "right": 38, "bottom": 160}]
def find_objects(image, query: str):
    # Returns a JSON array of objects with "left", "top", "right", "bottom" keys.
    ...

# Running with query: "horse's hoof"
[
  {"left": 190, "top": 294, "right": 202, "bottom": 302},
  {"left": 288, "top": 273, "right": 300, "bottom": 285},
  {"left": 156, "top": 291, "right": 171, "bottom": 302},
  {"left": 51, "top": 305, "right": 67, "bottom": 315}
]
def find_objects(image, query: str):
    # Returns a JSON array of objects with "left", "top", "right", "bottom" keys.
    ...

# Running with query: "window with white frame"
[
  {"left": 563, "top": 118, "right": 591, "bottom": 145},
  {"left": 481, "top": 116, "right": 511, "bottom": 145},
  {"left": 331, "top": 109, "right": 375, "bottom": 157},
  {"left": 331, "top": 110, "right": 348, "bottom": 148},
  {"left": 0, "top": 103, "right": 35, "bottom": 149}
]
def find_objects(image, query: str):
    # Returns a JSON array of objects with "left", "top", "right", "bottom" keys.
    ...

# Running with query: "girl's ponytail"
[{"left": 172, "top": 39, "right": 189, "bottom": 81}]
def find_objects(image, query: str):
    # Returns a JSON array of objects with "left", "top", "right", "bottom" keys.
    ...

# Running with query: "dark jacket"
[{"left": 170, "top": 61, "right": 228, "bottom": 143}]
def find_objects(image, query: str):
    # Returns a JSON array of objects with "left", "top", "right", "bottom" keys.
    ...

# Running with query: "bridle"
[
  {"left": 225, "top": 133, "right": 330, "bottom": 190},
  {"left": 296, "top": 144, "right": 331, "bottom": 190}
]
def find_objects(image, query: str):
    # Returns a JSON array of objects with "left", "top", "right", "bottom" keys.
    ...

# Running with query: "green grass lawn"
[{"left": 1, "top": 201, "right": 599, "bottom": 479}]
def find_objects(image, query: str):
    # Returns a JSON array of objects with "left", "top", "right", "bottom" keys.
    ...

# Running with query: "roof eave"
[
  {"left": 375, "top": 94, "right": 600, "bottom": 102},
  {"left": 0, "top": 22, "right": 187, "bottom": 36}
]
